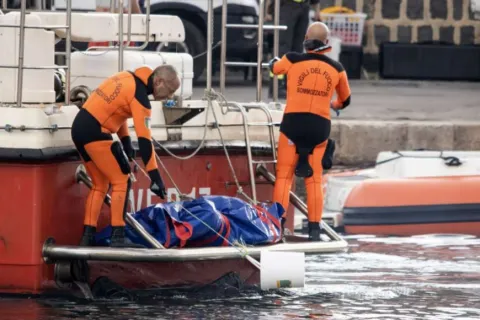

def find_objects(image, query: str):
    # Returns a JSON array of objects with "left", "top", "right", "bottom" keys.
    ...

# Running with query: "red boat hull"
[
  {"left": 0, "top": 149, "right": 287, "bottom": 294},
  {"left": 88, "top": 259, "right": 259, "bottom": 290}
]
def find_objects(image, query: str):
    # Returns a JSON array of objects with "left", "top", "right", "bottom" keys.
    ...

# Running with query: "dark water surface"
[{"left": 1, "top": 234, "right": 479, "bottom": 320}]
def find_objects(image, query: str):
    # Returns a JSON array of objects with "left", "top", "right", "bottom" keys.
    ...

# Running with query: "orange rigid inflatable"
[{"left": 342, "top": 175, "right": 480, "bottom": 236}]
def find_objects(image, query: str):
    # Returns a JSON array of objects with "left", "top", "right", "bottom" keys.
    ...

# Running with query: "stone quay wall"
[{"left": 320, "top": 0, "right": 480, "bottom": 71}]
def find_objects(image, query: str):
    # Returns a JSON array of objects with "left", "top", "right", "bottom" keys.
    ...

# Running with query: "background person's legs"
[
  {"left": 292, "top": 2, "right": 310, "bottom": 54},
  {"left": 269, "top": 1, "right": 303, "bottom": 98}
]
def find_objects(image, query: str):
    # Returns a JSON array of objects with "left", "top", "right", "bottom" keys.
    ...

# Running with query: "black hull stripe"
[{"left": 343, "top": 203, "right": 480, "bottom": 226}]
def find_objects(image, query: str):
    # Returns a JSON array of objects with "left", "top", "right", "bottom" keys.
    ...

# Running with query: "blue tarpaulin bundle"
[{"left": 96, "top": 196, "right": 285, "bottom": 248}]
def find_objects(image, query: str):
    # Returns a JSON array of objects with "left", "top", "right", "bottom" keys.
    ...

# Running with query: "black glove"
[
  {"left": 268, "top": 57, "right": 280, "bottom": 72},
  {"left": 148, "top": 169, "right": 166, "bottom": 199},
  {"left": 120, "top": 136, "right": 135, "bottom": 161}
]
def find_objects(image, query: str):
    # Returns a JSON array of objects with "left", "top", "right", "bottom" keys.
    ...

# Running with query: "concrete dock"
[{"left": 192, "top": 77, "right": 480, "bottom": 165}]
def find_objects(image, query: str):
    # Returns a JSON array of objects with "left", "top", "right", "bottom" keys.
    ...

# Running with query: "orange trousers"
[
  {"left": 82, "top": 140, "right": 130, "bottom": 227},
  {"left": 273, "top": 132, "right": 327, "bottom": 223}
]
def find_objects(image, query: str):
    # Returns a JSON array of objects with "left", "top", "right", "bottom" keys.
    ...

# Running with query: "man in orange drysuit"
[
  {"left": 269, "top": 22, "right": 351, "bottom": 241},
  {"left": 71, "top": 65, "right": 180, "bottom": 247}
]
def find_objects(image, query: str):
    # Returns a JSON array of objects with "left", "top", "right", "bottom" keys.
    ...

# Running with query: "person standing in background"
[
  {"left": 138, "top": 0, "right": 146, "bottom": 13},
  {"left": 265, "top": 0, "right": 321, "bottom": 99}
]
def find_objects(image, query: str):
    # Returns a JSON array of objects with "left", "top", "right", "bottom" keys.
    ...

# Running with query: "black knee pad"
[
  {"left": 111, "top": 141, "right": 131, "bottom": 175},
  {"left": 295, "top": 146, "right": 314, "bottom": 178},
  {"left": 322, "top": 139, "right": 336, "bottom": 170}
]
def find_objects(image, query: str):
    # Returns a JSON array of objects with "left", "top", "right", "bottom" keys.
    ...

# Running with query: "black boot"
[
  {"left": 308, "top": 222, "right": 321, "bottom": 242},
  {"left": 79, "top": 225, "right": 96, "bottom": 246},
  {"left": 110, "top": 226, "right": 145, "bottom": 248}
]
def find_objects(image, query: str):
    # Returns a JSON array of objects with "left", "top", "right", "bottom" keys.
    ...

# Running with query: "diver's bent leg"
[
  {"left": 109, "top": 178, "right": 143, "bottom": 248},
  {"left": 86, "top": 140, "right": 144, "bottom": 248},
  {"left": 80, "top": 161, "right": 110, "bottom": 246},
  {"left": 305, "top": 141, "right": 328, "bottom": 241}
]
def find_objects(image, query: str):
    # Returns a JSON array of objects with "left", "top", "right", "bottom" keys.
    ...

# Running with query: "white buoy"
[{"left": 260, "top": 250, "right": 305, "bottom": 290}]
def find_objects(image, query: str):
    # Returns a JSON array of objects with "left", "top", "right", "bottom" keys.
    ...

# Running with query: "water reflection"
[{"left": 0, "top": 234, "right": 479, "bottom": 320}]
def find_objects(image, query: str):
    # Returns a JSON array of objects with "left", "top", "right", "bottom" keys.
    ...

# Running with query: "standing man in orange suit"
[
  {"left": 269, "top": 22, "right": 351, "bottom": 241},
  {"left": 71, "top": 65, "right": 180, "bottom": 247}
]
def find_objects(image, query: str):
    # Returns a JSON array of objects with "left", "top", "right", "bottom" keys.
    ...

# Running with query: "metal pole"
[
  {"left": 272, "top": 0, "right": 280, "bottom": 102},
  {"left": 122, "top": 0, "right": 151, "bottom": 51},
  {"left": 219, "top": 0, "right": 227, "bottom": 94},
  {"left": 118, "top": 0, "right": 124, "bottom": 71},
  {"left": 206, "top": 0, "right": 213, "bottom": 92},
  {"left": 109, "top": 0, "right": 116, "bottom": 47},
  {"left": 229, "top": 102, "right": 257, "bottom": 204},
  {"left": 2, "top": 0, "right": 6, "bottom": 10},
  {"left": 143, "top": 0, "right": 151, "bottom": 49},
  {"left": 64, "top": 0, "right": 72, "bottom": 104},
  {"left": 126, "top": 0, "right": 132, "bottom": 46},
  {"left": 16, "top": 0, "right": 27, "bottom": 108},
  {"left": 42, "top": 237, "right": 346, "bottom": 262},
  {"left": 90, "top": 0, "right": 150, "bottom": 51},
  {"left": 256, "top": 0, "right": 265, "bottom": 102}
]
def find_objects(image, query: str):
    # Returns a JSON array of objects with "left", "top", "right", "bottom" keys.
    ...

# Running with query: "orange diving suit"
[
  {"left": 71, "top": 66, "right": 167, "bottom": 247},
  {"left": 270, "top": 40, "right": 351, "bottom": 241}
]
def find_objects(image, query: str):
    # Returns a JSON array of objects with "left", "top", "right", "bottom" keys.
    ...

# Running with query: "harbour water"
[{"left": 1, "top": 234, "right": 479, "bottom": 320}]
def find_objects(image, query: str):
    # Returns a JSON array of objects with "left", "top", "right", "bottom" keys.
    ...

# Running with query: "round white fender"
[{"left": 260, "top": 250, "right": 305, "bottom": 290}]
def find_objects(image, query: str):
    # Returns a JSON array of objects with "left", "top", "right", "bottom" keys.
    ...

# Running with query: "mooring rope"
[{"left": 326, "top": 150, "right": 463, "bottom": 175}]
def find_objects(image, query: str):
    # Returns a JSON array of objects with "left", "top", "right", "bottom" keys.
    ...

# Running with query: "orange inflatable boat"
[{"left": 323, "top": 151, "right": 480, "bottom": 236}]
